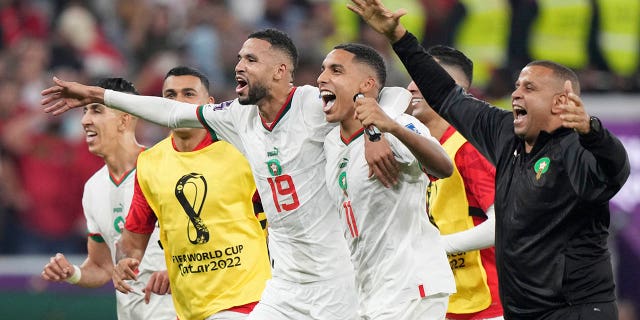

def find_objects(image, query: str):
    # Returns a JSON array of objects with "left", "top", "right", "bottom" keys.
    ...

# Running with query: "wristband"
[{"left": 65, "top": 265, "right": 82, "bottom": 284}]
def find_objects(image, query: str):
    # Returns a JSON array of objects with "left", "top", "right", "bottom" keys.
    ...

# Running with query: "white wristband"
[{"left": 65, "top": 265, "right": 82, "bottom": 284}]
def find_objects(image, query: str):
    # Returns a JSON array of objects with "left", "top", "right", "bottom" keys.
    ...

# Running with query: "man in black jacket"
[{"left": 348, "top": 1, "right": 631, "bottom": 319}]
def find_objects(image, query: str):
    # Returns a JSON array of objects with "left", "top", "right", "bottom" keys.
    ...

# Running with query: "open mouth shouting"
[
  {"left": 321, "top": 90, "right": 336, "bottom": 112},
  {"left": 236, "top": 76, "right": 248, "bottom": 95},
  {"left": 513, "top": 104, "right": 527, "bottom": 127}
]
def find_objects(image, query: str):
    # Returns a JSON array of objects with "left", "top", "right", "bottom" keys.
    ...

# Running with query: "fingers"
[
  {"left": 41, "top": 253, "right": 72, "bottom": 281},
  {"left": 375, "top": 154, "right": 400, "bottom": 187},
  {"left": 364, "top": 133, "right": 400, "bottom": 187},
  {"left": 113, "top": 258, "right": 140, "bottom": 294},
  {"left": 144, "top": 285, "right": 152, "bottom": 304},
  {"left": 564, "top": 80, "right": 574, "bottom": 96}
]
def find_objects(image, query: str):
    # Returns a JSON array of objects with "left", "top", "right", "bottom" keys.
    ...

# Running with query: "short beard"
[{"left": 238, "top": 84, "right": 268, "bottom": 105}]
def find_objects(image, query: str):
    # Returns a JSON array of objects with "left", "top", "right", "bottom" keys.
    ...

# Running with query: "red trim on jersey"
[
  {"left": 440, "top": 126, "right": 503, "bottom": 318},
  {"left": 418, "top": 284, "right": 426, "bottom": 298},
  {"left": 440, "top": 126, "right": 495, "bottom": 212},
  {"left": 125, "top": 174, "right": 157, "bottom": 234},
  {"left": 170, "top": 133, "right": 215, "bottom": 151},
  {"left": 226, "top": 301, "right": 259, "bottom": 314},
  {"left": 340, "top": 128, "right": 365, "bottom": 145},
  {"left": 261, "top": 87, "right": 296, "bottom": 131}
]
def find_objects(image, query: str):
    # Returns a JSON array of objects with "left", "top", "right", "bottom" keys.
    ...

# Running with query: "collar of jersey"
[
  {"left": 341, "top": 127, "right": 365, "bottom": 145},
  {"left": 261, "top": 87, "right": 297, "bottom": 132}
]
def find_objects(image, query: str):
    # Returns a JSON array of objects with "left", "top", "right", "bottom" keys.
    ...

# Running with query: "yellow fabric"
[
  {"left": 529, "top": 0, "right": 591, "bottom": 68},
  {"left": 454, "top": 0, "right": 510, "bottom": 88},
  {"left": 428, "top": 131, "right": 491, "bottom": 314},
  {"left": 597, "top": 0, "right": 640, "bottom": 76},
  {"left": 137, "top": 137, "right": 271, "bottom": 320}
]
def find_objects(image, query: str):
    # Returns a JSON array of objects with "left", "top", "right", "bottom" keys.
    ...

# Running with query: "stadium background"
[{"left": 0, "top": 0, "right": 637, "bottom": 319}]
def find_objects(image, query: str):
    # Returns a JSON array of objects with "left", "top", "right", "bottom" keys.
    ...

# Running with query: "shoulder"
[{"left": 84, "top": 165, "right": 109, "bottom": 189}]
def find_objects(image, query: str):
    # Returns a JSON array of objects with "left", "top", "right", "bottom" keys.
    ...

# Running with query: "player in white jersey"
[
  {"left": 42, "top": 29, "right": 403, "bottom": 320},
  {"left": 318, "top": 43, "right": 456, "bottom": 319},
  {"left": 41, "top": 78, "right": 175, "bottom": 320}
]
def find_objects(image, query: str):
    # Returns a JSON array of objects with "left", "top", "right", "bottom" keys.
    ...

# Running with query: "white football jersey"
[
  {"left": 198, "top": 85, "right": 353, "bottom": 283},
  {"left": 83, "top": 165, "right": 174, "bottom": 319},
  {"left": 324, "top": 114, "right": 456, "bottom": 313}
]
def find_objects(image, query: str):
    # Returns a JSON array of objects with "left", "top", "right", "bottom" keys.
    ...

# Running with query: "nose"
[
  {"left": 317, "top": 70, "right": 328, "bottom": 86},
  {"left": 235, "top": 59, "right": 244, "bottom": 73},
  {"left": 81, "top": 111, "right": 91, "bottom": 126}
]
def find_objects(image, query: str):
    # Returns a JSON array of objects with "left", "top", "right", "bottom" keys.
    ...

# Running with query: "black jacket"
[{"left": 393, "top": 32, "right": 631, "bottom": 319}]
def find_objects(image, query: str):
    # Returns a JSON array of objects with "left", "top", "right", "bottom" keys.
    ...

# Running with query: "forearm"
[
  {"left": 104, "top": 90, "right": 203, "bottom": 128},
  {"left": 76, "top": 259, "right": 113, "bottom": 288},
  {"left": 388, "top": 123, "right": 452, "bottom": 178},
  {"left": 116, "top": 230, "right": 150, "bottom": 263},
  {"left": 441, "top": 205, "right": 495, "bottom": 253},
  {"left": 579, "top": 128, "right": 630, "bottom": 185}
]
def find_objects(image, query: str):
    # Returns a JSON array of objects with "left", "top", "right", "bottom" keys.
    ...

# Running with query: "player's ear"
[
  {"left": 358, "top": 77, "right": 376, "bottom": 94},
  {"left": 551, "top": 93, "right": 566, "bottom": 114}
]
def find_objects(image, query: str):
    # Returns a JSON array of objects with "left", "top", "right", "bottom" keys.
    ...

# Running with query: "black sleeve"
[
  {"left": 391, "top": 31, "right": 456, "bottom": 110},
  {"left": 391, "top": 31, "right": 512, "bottom": 165},
  {"left": 568, "top": 128, "right": 630, "bottom": 202}
]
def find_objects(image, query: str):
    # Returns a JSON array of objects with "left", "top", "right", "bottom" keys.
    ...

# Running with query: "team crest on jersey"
[
  {"left": 534, "top": 157, "right": 550, "bottom": 180},
  {"left": 266, "top": 159, "right": 282, "bottom": 176},
  {"left": 113, "top": 216, "right": 125, "bottom": 234},
  {"left": 338, "top": 157, "right": 349, "bottom": 193},
  {"left": 339, "top": 171, "right": 348, "bottom": 191}
]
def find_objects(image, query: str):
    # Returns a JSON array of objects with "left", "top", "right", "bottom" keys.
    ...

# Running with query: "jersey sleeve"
[
  {"left": 387, "top": 113, "right": 439, "bottom": 179},
  {"left": 82, "top": 181, "right": 104, "bottom": 242},
  {"left": 456, "top": 142, "right": 496, "bottom": 212},
  {"left": 196, "top": 100, "right": 246, "bottom": 154},
  {"left": 125, "top": 174, "right": 158, "bottom": 234}
]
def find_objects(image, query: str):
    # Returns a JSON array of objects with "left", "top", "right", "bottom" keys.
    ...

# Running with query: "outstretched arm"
[{"left": 42, "top": 77, "right": 203, "bottom": 128}]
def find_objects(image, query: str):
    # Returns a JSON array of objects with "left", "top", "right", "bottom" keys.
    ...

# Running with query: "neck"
[
  {"left": 258, "top": 84, "right": 294, "bottom": 123},
  {"left": 340, "top": 116, "right": 362, "bottom": 139},
  {"left": 104, "top": 135, "right": 143, "bottom": 178},
  {"left": 425, "top": 117, "right": 450, "bottom": 140},
  {"left": 173, "top": 129, "right": 208, "bottom": 152}
]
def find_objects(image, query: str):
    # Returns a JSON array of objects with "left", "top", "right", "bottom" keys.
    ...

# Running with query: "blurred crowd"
[{"left": 0, "top": 0, "right": 639, "bottom": 255}]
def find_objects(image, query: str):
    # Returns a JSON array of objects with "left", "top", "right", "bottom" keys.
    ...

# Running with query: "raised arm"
[{"left": 42, "top": 77, "right": 203, "bottom": 128}]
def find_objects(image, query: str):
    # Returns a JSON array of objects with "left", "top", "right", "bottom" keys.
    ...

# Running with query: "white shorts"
[
  {"left": 361, "top": 292, "right": 450, "bottom": 320},
  {"left": 116, "top": 289, "right": 176, "bottom": 320},
  {"left": 247, "top": 275, "right": 358, "bottom": 320},
  {"left": 206, "top": 310, "right": 250, "bottom": 320}
]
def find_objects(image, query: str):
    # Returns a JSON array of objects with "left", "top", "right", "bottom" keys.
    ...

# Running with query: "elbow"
[
  {"left": 440, "top": 160, "right": 455, "bottom": 179},
  {"left": 428, "top": 156, "right": 454, "bottom": 179}
]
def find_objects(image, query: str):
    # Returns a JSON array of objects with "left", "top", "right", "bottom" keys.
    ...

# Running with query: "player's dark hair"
[
  {"left": 334, "top": 43, "right": 387, "bottom": 88},
  {"left": 164, "top": 66, "right": 211, "bottom": 94},
  {"left": 427, "top": 45, "right": 474, "bottom": 85},
  {"left": 95, "top": 78, "right": 138, "bottom": 94},
  {"left": 248, "top": 28, "right": 298, "bottom": 72}
]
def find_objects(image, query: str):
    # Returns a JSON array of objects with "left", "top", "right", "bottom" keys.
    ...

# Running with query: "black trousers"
[{"left": 540, "top": 301, "right": 618, "bottom": 320}]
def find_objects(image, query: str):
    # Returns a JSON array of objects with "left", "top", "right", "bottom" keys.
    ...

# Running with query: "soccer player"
[
  {"left": 349, "top": 1, "right": 630, "bottom": 319},
  {"left": 42, "top": 28, "right": 404, "bottom": 319},
  {"left": 113, "top": 66, "right": 271, "bottom": 320},
  {"left": 319, "top": 42, "right": 456, "bottom": 319},
  {"left": 407, "top": 45, "right": 503, "bottom": 319},
  {"left": 41, "top": 78, "right": 176, "bottom": 319}
]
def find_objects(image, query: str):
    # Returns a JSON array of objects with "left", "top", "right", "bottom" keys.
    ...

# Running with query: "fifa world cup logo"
[{"left": 175, "top": 173, "right": 210, "bottom": 244}]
